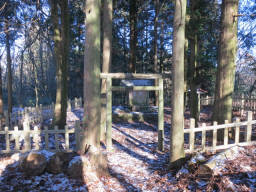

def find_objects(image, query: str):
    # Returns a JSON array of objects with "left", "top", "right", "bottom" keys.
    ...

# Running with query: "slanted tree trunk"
[
  {"left": 5, "top": 18, "right": 12, "bottom": 125},
  {"left": 213, "top": 0, "right": 239, "bottom": 124},
  {"left": 80, "top": 0, "right": 108, "bottom": 176},
  {"left": 170, "top": 0, "right": 186, "bottom": 167},
  {"left": 100, "top": 0, "right": 112, "bottom": 141}
]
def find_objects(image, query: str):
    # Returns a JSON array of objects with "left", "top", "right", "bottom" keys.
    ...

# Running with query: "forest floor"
[{"left": 0, "top": 106, "right": 255, "bottom": 191}]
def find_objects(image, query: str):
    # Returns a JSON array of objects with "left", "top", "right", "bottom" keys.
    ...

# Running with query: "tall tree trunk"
[
  {"left": 51, "top": 0, "right": 69, "bottom": 129},
  {"left": 19, "top": 52, "right": 24, "bottom": 107},
  {"left": 29, "top": 49, "right": 39, "bottom": 108},
  {"left": 159, "top": 21, "right": 164, "bottom": 73},
  {"left": 60, "top": 0, "right": 69, "bottom": 129},
  {"left": 154, "top": 0, "right": 159, "bottom": 106},
  {"left": 100, "top": 0, "right": 112, "bottom": 141},
  {"left": 129, "top": 0, "right": 137, "bottom": 73},
  {"left": 0, "top": 54, "right": 3, "bottom": 125},
  {"left": 187, "top": 0, "right": 200, "bottom": 124},
  {"left": 170, "top": 0, "right": 186, "bottom": 167},
  {"left": 213, "top": 0, "right": 239, "bottom": 124},
  {"left": 153, "top": 0, "right": 159, "bottom": 73},
  {"left": 81, "top": 0, "right": 108, "bottom": 176},
  {"left": 82, "top": 0, "right": 101, "bottom": 149},
  {"left": 51, "top": 0, "right": 62, "bottom": 128},
  {"left": 5, "top": 18, "right": 12, "bottom": 125}
]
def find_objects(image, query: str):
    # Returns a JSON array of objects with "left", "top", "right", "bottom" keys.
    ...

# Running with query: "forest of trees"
[{"left": 0, "top": 0, "right": 256, "bottom": 168}]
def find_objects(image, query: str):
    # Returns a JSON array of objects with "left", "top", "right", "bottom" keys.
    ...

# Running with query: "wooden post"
[
  {"left": 206, "top": 95, "right": 209, "bottom": 105},
  {"left": 198, "top": 93, "right": 201, "bottom": 121},
  {"left": 202, "top": 123, "right": 206, "bottom": 151},
  {"left": 5, "top": 126, "right": 10, "bottom": 152},
  {"left": 74, "top": 97, "right": 78, "bottom": 109},
  {"left": 4, "top": 110, "right": 8, "bottom": 127},
  {"left": 189, "top": 118, "right": 195, "bottom": 152},
  {"left": 241, "top": 93, "right": 244, "bottom": 117},
  {"left": 23, "top": 117, "right": 31, "bottom": 151},
  {"left": 246, "top": 111, "right": 252, "bottom": 142},
  {"left": 235, "top": 117, "right": 240, "bottom": 144},
  {"left": 54, "top": 126, "right": 59, "bottom": 150},
  {"left": 34, "top": 126, "right": 40, "bottom": 150},
  {"left": 65, "top": 125, "right": 69, "bottom": 150},
  {"left": 39, "top": 104, "right": 43, "bottom": 123},
  {"left": 106, "top": 77, "right": 112, "bottom": 150},
  {"left": 14, "top": 126, "right": 19, "bottom": 150},
  {"left": 100, "top": 78, "right": 107, "bottom": 141},
  {"left": 224, "top": 120, "right": 229, "bottom": 146},
  {"left": 212, "top": 121, "right": 217, "bottom": 152},
  {"left": 67, "top": 99, "right": 71, "bottom": 112},
  {"left": 158, "top": 78, "right": 164, "bottom": 151},
  {"left": 75, "top": 120, "right": 80, "bottom": 152},
  {"left": 45, "top": 126, "right": 49, "bottom": 150}
]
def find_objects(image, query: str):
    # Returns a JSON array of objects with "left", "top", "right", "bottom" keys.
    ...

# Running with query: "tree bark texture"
[
  {"left": 82, "top": 0, "right": 101, "bottom": 149},
  {"left": 213, "top": 0, "right": 239, "bottom": 124},
  {"left": 170, "top": 0, "right": 186, "bottom": 166},
  {"left": 51, "top": 0, "right": 69, "bottom": 129}
]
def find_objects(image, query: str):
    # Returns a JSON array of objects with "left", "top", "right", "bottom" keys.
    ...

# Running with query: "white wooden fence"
[
  {"left": 201, "top": 94, "right": 256, "bottom": 114},
  {"left": 0, "top": 117, "right": 81, "bottom": 154},
  {"left": 185, "top": 111, "right": 256, "bottom": 153}
]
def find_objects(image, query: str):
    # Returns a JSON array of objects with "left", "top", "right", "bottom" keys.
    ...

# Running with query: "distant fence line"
[
  {"left": 2, "top": 97, "right": 83, "bottom": 128},
  {"left": 185, "top": 111, "right": 256, "bottom": 153},
  {"left": 201, "top": 94, "right": 256, "bottom": 114}
]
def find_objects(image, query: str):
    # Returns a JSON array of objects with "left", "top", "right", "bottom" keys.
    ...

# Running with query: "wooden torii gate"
[{"left": 100, "top": 73, "right": 164, "bottom": 151}]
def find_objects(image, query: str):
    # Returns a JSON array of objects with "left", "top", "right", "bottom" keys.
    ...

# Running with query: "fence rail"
[{"left": 185, "top": 111, "right": 256, "bottom": 153}]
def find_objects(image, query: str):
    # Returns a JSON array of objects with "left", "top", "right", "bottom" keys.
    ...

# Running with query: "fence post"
[
  {"left": 224, "top": 120, "right": 229, "bottom": 147},
  {"left": 206, "top": 95, "right": 209, "bottom": 105},
  {"left": 189, "top": 118, "right": 195, "bottom": 152},
  {"left": 106, "top": 77, "right": 112, "bottom": 150},
  {"left": 39, "top": 104, "right": 43, "bottom": 123},
  {"left": 14, "top": 126, "right": 19, "bottom": 150},
  {"left": 34, "top": 126, "right": 40, "bottom": 150},
  {"left": 67, "top": 99, "right": 71, "bottom": 112},
  {"left": 158, "top": 78, "right": 164, "bottom": 151},
  {"left": 65, "top": 125, "right": 69, "bottom": 150},
  {"left": 241, "top": 93, "right": 244, "bottom": 117},
  {"left": 74, "top": 97, "right": 78, "bottom": 109},
  {"left": 75, "top": 120, "right": 80, "bottom": 152},
  {"left": 212, "top": 121, "right": 217, "bottom": 152},
  {"left": 235, "top": 117, "right": 240, "bottom": 144},
  {"left": 5, "top": 126, "right": 10, "bottom": 152},
  {"left": 51, "top": 102, "right": 55, "bottom": 112},
  {"left": 54, "top": 126, "right": 59, "bottom": 150},
  {"left": 45, "top": 126, "right": 49, "bottom": 150},
  {"left": 246, "top": 111, "right": 252, "bottom": 142},
  {"left": 4, "top": 111, "right": 8, "bottom": 127},
  {"left": 23, "top": 115, "right": 31, "bottom": 151},
  {"left": 202, "top": 123, "right": 206, "bottom": 151}
]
